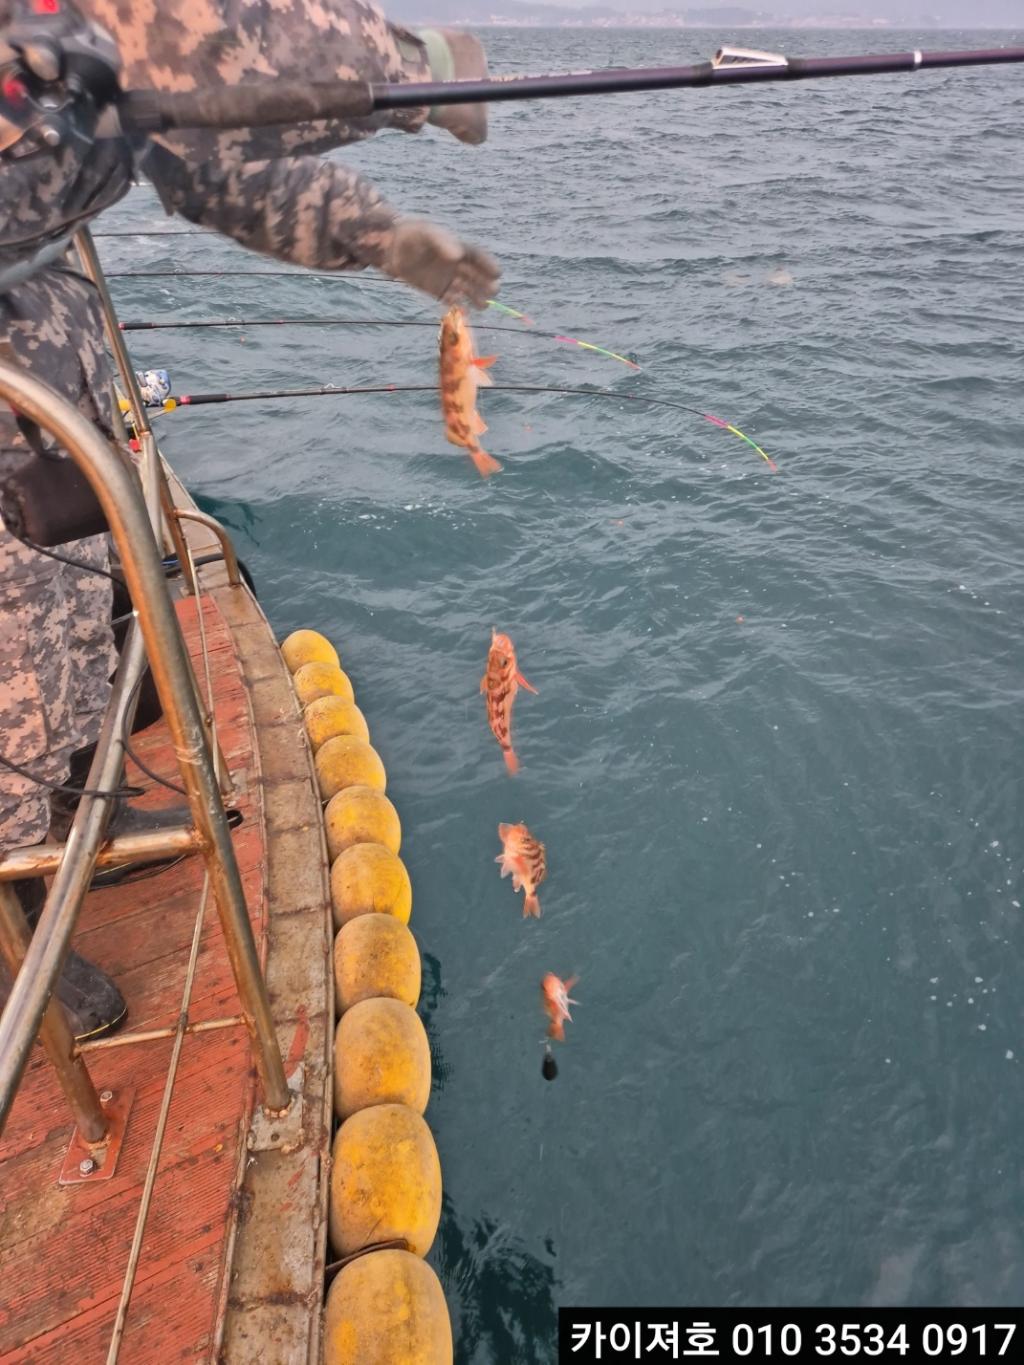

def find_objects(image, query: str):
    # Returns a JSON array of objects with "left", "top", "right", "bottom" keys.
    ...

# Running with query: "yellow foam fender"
[
  {"left": 334, "top": 914, "right": 421, "bottom": 1012},
  {"left": 293, "top": 661, "right": 355, "bottom": 707},
  {"left": 334, "top": 998, "right": 431, "bottom": 1119},
  {"left": 281, "top": 628, "right": 339, "bottom": 674},
  {"left": 315, "top": 735, "right": 387, "bottom": 802},
  {"left": 324, "top": 786, "right": 401, "bottom": 861},
  {"left": 328, "top": 1104, "right": 442, "bottom": 1258},
  {"left": 329, "top": 843, "right": 412, "bottom": 929},
  {"left": 322, "top": 1249, "right": 452, "bottom": 1365}
]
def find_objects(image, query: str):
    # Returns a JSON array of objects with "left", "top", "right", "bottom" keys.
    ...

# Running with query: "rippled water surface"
[{"left": 100, "top": 26, "right": 1024, "bottom": 1355}]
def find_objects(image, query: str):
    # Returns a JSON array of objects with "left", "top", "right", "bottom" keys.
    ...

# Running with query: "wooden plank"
[
  {"left": 0, "top": 586, "right": 261, "bottom": 1362},
  {"left": 0, "top": 1033, "right": 249, "bottom": 1259},
  {"left": 1, "top": 497, "right": 332, "bottom": 1364},
  {"left": 220, "top": 562, "right": 332, "bottom": 1365}
]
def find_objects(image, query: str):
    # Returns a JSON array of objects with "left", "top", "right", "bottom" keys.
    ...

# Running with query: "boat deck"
[{"left": 0, "top": 562, "right": 332, "bottom": 1362}]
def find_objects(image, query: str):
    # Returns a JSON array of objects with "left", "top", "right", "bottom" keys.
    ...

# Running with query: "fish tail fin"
[
  {"left": 470, "top": 446, "right": 502, "bottom": 478},
  {"left": 524, "top": 893, "right": 541, "bottom": 918},
  {"left": 503, "top": 746, "right": 519, "bottom": 775}
]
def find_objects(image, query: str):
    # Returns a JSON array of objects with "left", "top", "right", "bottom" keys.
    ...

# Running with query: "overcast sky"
[{"left": 455, "top": 0, "right": 1022, "bottom": 19}]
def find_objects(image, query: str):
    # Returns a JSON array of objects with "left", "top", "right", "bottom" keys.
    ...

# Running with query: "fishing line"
[
  {"left": 121, "top": 318, "right": 549, "bottom": 338},
  {"left": 118, "top": 317, "right": 639, "bottom": 367},
  {"left": 4, "top": 524, "right": 127, "bottom": 586},
  {"left": 114, "top": 294, "right": 639, "bottom": 370},
  {"left": 93, "top": 230, "right": 209, "bottom": 238},
  {"left": 484, "top": 301, "right": 639, "bottom": 369},
  {"left": 120, "top": 672, "right": 189, "bottom": 799},
  {"left": 500, "top": 387, "right": 775, "bottom": 473},
  {"left": 104, "top": 258, "right": 641, "bottom": 368},
  {"left": 119, "top": 740, "right": 187, "bottom": 798},
  {"left": 106, "top": 269, "right": 405, "bottom": 282},
  {"left": 160, "top": 381, "right": 776, "bottom": 470},
  {"left": 0, "top": 750, "right": 143, "bottom": 800},
  {"left": 120, "top": 312, "right": 640, "bottom": 371}
]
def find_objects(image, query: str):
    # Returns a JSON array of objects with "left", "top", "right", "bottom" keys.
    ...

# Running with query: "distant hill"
[
  {"left": 388, "top": 3, "right": 762, "bottom": 20},
  {"left": 386, "top": 0, "right": 1020, "bottom": 24}
]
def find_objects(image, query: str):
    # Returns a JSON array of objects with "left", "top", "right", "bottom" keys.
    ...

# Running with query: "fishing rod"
[
  {"left": 8, "top": 14, "right": 1023, "bottom": 149},
  {"left": 115, "top": 43, "right": 1024, "bottom": 134},
  {"left": 93, "top": 230, "right": 207, "bottom": 238},
  {"left": 116, "top": 287, "right": 646, "bottom": 367},
  {"left": 123, "top": 317, "right": 541, "bottom": 338},
  {"left": 157, "top": 381, "right": 776, "bottom": 471},
  {"left": 116, "top": 315, "right": 642, "bottom": 369},
  {"left": 105, "top": 269, "right": 403, "bottom": 282}
]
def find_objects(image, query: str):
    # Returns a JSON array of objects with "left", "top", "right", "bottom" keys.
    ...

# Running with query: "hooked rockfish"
[
  {"left": 438, "top": 305, "right": 501, "bottom": 478},
  {"left": 481, "top": 629, "right": 537, "bottom": 775},
  {"left": 541, "top": 973, "right": 579, "bottom": 1043},
  {"left": 496, "top": 821, "right": 547, "bottom": 918}
]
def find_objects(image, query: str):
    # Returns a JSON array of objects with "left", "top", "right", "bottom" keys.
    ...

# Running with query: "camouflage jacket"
[{"left": 1, "top": 0, "right": 431, "bottom": 277}]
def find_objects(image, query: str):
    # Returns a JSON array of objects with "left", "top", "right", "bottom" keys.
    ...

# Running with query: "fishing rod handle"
[{"left": 118, "top": 80, "right": 373, "bottom": 133}]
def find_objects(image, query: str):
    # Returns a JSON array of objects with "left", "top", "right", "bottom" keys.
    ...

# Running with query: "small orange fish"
[
  {"left": 541, "top": 973, "right": 579, "bottom": 1043},
  {"left": 480, "top": 629, "right": 537, "bottom": 775},
  {"left": 438, "top": 305, "right": 501, "bottom": 478},
  {"left": 496, "top": 822, "right": 547, "bottom": 918}
]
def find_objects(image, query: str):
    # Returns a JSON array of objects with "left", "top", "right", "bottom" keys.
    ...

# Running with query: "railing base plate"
[
  {"left": 246, "top": 1063, "right": 304, "bottom": 1153},
  {"left": 59, "top": 1086, "right": 135, "bottom": 1185}
]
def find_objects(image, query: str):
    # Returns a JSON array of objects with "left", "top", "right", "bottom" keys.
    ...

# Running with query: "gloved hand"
[
  {"left": 382, "top": 218, "right": 500, "bottom": 310},
  {"left": 416, "top": 28, "right": 490, "bottom": 146}
]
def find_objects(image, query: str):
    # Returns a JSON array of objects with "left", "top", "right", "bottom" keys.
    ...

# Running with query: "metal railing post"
[
  {"left": 74, "top": 229, "right": 235, "bottom": 798},
  {"left": 0, "top": 827, "right": 203, "bottom": 880},
  {"left": 172, "top": 508, "right": 243, "bottom": 587},
  {"left": 73, "top": 229, "right": 197, "bottom": 579},
  {"left": 0, "top": 886, "right": 108, "bottom": 1144},
  {"left": 0, "top": 360, "right": 291, "bottom": 1128}
]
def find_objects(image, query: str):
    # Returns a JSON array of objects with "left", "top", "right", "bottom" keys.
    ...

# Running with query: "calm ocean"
[{"left": 100, "top": 24, "right": 1024, "bottom": 1357}]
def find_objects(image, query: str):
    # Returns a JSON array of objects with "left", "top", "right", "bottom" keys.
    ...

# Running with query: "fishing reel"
[{"left": 0, "top": 0, "right": 121, "bottom": 159}]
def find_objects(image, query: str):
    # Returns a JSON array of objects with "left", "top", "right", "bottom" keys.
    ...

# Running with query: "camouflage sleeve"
[
  {"left": 89, "top": 0, "right": 432, "bottom": 160},
  {"left": 145, "top": 147, "right": 399, "bottom": 272},
  {"left": 0, "top": 138, "right": 133, "bottom": 277}
]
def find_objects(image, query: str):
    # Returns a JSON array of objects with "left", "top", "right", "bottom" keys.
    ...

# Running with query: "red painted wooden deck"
[{"left": 0, "top": 593, "right": 280, "bottom": 1363}]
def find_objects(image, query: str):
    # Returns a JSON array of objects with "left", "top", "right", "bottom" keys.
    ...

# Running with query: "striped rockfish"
[
  {"left": 480, "top": 629, "right": 536, "bottom": 774},
  {"left": 542, "top": 973, "right": 579, "bottom": 1043},
  {"left": 496, "top": 821, "right": 547, "bottom": 918},
  {"left": 438, "top": 305, "right": 501, "bottom": 478}
]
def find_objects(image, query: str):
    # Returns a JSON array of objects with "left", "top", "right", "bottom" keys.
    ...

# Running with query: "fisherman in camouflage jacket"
[{"left": 0, "top": 0, "right": 498, "bottom": 1037}]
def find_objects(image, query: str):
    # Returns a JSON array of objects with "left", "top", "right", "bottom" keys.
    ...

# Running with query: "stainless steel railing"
[{"left": 0, "top": 238, "right": 291, "bottom": 1145}]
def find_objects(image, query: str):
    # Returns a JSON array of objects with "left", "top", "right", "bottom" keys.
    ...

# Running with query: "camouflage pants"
[{"left": 0, "top": 269, "right": 117, "bottom": 851}]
